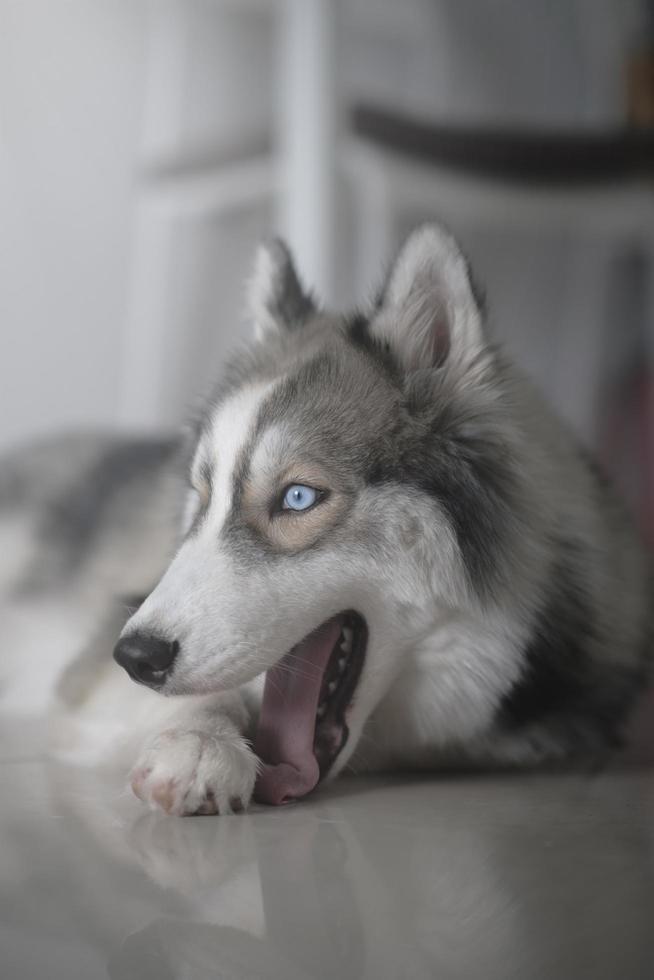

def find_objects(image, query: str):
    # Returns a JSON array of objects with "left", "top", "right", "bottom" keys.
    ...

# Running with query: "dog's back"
[{"left": 0, "top": 433, "right": 181, "bottom": 713}]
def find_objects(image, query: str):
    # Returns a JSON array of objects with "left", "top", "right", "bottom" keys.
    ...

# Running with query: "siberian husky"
[{"left": 1, "top": 224, "right": 651, "bottom": 814}]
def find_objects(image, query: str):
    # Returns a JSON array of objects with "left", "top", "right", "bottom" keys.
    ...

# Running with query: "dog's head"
[{"left": 115, "top": 224, "right": 523, "bottom": 802}]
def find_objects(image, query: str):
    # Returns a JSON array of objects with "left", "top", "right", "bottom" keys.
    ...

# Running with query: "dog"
[{"left": 1, "top": 224, "right": 652, "bottom": 814}]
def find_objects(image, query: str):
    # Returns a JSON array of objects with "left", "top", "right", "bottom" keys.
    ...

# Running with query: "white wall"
[
  {"left": 0, "top": 1, "right": 148, "bottom": 449},
  {"left": 0, "top": 0, "right": 274, "bottom": 449}
]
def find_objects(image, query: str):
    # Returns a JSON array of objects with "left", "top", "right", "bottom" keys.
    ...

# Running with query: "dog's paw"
[{"left": 129, "top": 729, "right": 257, "bottom": 816}]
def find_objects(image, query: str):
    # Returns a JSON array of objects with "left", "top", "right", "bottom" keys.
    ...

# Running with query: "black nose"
[{"left": 113, "top": 633, "right": 179, "bottom": 689}]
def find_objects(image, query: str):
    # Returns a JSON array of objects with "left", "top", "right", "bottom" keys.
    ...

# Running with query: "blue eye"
[{"left": 282, "top": 484, "right": 319, "bottom": 512}]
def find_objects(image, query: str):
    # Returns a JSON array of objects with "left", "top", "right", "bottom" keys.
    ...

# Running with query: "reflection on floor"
[{"left": 1, "top": 722, "right": 653, "bottom": 980}]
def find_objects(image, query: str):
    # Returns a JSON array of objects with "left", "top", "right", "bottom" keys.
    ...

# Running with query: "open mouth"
[{"left": 253, "top": 611, "right": 367, "bottom": 805}]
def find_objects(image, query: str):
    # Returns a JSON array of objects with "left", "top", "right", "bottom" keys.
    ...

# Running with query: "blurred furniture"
[
  {"left": 120, "top": 0, "right": 337, "bottom": 430},
  {"left": 346, "top": 106, "right": 654, "bottom": 287},
  {"left": 344, "top": 107, "right": 654, "bottom": 540}
]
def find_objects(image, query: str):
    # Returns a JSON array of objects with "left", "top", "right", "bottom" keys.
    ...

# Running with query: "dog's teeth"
[
  {"left": 337, "top": 657, "right": 347, "bottom": 672},
  {"left": 317, "top": 703, "right": 326, "bottom": 718},
  {"left": 341, "top": 627, "right": 353, "bottom": 652},
  {"left": 328, "top": 680, "right": 338, "bottom": 694}
]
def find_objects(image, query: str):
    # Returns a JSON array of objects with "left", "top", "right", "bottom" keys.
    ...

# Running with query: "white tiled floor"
[{"left": 1, "top": 722, "right": 653, "bottom": 980}]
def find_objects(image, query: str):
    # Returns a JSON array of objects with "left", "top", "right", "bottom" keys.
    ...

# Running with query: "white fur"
[
  {"left": 130, "top": 716, "right": 257, "bottom": 817},
  {"left": 371, "top": 225, "right": 483, "bottom": 370},
  {"left": 193, "top": 382, "right": 277, "bottom": 532},
  {"left": 3, "top": 224, "right": 650, "bottom": 817},
  {"left": 249, "top": 243, "right": 281, "bottom": 340}
]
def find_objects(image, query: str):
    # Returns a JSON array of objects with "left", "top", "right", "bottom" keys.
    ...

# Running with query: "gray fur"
[
  {"left": 1, "top": 223, "right": 652, "bottom": 797},
  {"left": 190, "top": 228, "right": 652, "bottom": 759},
  {"left": 26, "top": 438, "right": 178, "bottom": 589},
  {"left": 249, "top": 237, "right": 316, "bottom": 335}
]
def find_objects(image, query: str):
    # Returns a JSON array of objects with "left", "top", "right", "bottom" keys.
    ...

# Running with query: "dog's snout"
[{"left": 113, "top": 632, "right": 179, "bottom": 689}]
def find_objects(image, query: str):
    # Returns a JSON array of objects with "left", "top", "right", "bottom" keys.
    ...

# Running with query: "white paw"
[{"left": 130, "top": 729, "right": 257, "bottom": 816}]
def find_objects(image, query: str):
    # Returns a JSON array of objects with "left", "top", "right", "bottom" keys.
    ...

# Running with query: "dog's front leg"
[{"left": 129, "top": 690, "right": 258, "bottom": 816}]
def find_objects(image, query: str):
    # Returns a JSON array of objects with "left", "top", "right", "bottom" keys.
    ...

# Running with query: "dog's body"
[{"left": 1, "top": 226, "right": 652, "bottom": 813}]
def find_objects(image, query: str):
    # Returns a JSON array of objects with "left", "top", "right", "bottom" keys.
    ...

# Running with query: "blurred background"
[{"left": 1, "top": 0, "right": 652, "bottom": 540}]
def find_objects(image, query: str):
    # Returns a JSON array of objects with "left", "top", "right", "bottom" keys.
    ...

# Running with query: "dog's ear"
[
  {"left": 370, "top": 224, "right": 484, "bottom": 371},
  {"left": 248, "top": 237, "right": 316, "bottom": 339}
]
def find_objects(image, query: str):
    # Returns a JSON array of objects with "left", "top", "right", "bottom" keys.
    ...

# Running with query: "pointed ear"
[
  {"left": 370, "top": 224, "right": 484, "bottom": 371},
  {"left": 248, "top": 237, "right": 316, "bottom": 339}
]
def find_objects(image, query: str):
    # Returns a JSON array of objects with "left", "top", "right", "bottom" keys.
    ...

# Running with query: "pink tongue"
[{"left": 254, "top": 616, "right": 343, "bottom": 805}]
